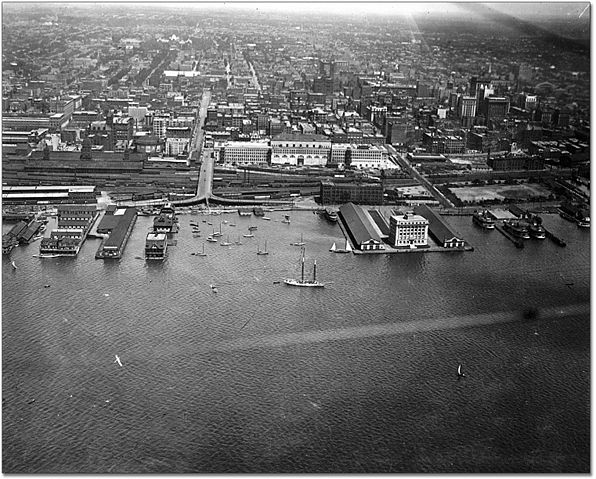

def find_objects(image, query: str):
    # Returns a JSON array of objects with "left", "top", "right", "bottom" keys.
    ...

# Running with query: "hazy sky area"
[{"left": 155, "top": 1, "right": 589, "bottom": 19}]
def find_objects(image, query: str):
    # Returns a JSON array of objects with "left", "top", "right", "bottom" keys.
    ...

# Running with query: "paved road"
[
  {"left": 388, "top": 146, "right": 454, "bottom": 208},
  {"left": 189, "top": 89, "right": 211, "bottom": 159}
]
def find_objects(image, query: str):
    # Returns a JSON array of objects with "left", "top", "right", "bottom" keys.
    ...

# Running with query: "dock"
[
  {"left": 494, "top": 223, "right": 524, "bottom": 248},
  {"left": 544, "top": 228, "right": 567, "bottom": 247}
]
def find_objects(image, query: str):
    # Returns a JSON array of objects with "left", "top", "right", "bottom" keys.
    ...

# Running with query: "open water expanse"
[{"left": 2, "top": 209, "right": 590, "bottom": 473}]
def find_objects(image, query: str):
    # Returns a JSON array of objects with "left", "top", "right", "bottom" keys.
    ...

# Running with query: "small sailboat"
[
  {"left": 243, "top": 228, "right": 255, "bottom": 238},
  {"left": 11, "top": 260, "right": 17, "bottom": 270},
  {"left": 206, "top": 235, "right": 218, "bottom": 242},
  {"left": 291, "top": 233, "right": 305, "bottom": 246},
  {"left": 220, "top": 234, "right": 232, "bottom": 246},
  {"left": 457, "top": 364, "right": 466, "bottom": 379},
  {"left": 282, "top": 214, "right": 291, "bottom": 224},
  {"left": 197, "top": 243, "right": 207, "bottom": 256},
  {"left": 114, "top": 355, "right": 123, "bottom": 367},
  {"left": 257, "top": 240, "right": 269, "bottom": 255},
  {"left": 332, "top": 239, "right": 353, "bottom": 254}
]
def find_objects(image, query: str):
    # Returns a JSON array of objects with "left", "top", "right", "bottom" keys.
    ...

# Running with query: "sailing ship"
[
  {"left": 284, "top": 248, "right": 324, "bottom": 288},
  {"left": 197, "top": 243, "right": 207, "bottom": 256},
  {"left": 220, "top": 234, "right": 232, "bottom": 246},
  {"left": 257, "top": 240, "right": 269, "bottom": 255},
  {"left": 291, "top": 233, "right": 305, "bottom": 246},
  {"left": 330, "top": 239, "right": 353, "bottom": 253}
]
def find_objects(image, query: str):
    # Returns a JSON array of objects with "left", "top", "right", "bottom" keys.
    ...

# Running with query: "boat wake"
[{"left": 197, "top": 303, "right": 590, "bottom": 354}]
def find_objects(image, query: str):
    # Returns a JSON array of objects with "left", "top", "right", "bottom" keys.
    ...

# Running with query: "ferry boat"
[
  {"left": 527, "top": 217, "right": 546, "bottom": 239},
  {"left": 559, "top": 201, "right": 590, "bottom": 228},
  {"left": 472, "top": 210, "right": 495, "bottom": 229},
  {"left": 324, "top": 208, "right": 339, "bottom": 223},
  {"left": 503, "top": 220, "right": 530, "bottom": 239},
  {"left": 145, "top": 232, "right": 168, "bottom": 260},
  {"left": 284, "top": 248, "right": 324, "bottom": 288},
  {"left": 153, "top": 204, "right": 178, "bottom": 233}
]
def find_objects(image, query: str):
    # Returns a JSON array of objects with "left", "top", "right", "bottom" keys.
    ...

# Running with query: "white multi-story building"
[
  {"left": 270, "top": 133, "right": 331, "bottom": 167},
  {"left": 153, "top": 114, "right": 170, "bottom": 139},
  {"left": 388, "top": 213, "right": 429, "bottom": 248},
  {"left": 222, "top": 141, "right": 270, "bottom": 165},
  {"left": 330, "top": 143, "right": 390, "bottom": 169},
  {"left": 165, "top": 137, "right": 189, "bottom": 156}
]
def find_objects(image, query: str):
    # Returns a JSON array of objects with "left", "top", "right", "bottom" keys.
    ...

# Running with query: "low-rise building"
[
  {"left": 320, "top": 180, "right": 384, "bottom": 205},
  {"left": 330, "top": 143, "right": 390, "bottom": 169},
  {"left": 221, "top": 141, "right": 270, "bottom": 165},
  {"left": 414, "top": 205, "right": 466, "bottom": 248},
  {"left": 339, "top": 202, "right": 385, "bottom": 251},
  {"left": 271, "top": 133, "right": 331, "bottom": 167}
]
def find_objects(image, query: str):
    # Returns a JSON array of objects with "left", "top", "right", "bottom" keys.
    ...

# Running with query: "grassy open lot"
[{"left": 449, "top": 183, "right": 552, "bottom": 202}]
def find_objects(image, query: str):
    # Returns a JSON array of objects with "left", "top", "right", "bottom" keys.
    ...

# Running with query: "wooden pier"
[{"left": 544, "top": 228, "right": 567, "bottom": 247}]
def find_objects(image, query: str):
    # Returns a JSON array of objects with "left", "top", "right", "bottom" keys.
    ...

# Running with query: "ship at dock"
[
  {"left": 323, "top": 208, "right": 339, "bottom": 223},
  {"left": 145, "top": 232, "right": 168, "bottom": 260},
  {"left": 526, "top": 217, "right": 546, "bottom": 239},
  {"left": 559, "top": 201, "right": 590, "bottom": 228},
  {"left": 153, "top": 203, "right": 179, "bottom": 233},
  {"left": 502, "top": 219, "right": 530, "bottom": 239},
  {"left": 472, "top": 210, "right": 495, "bottom": 229}
]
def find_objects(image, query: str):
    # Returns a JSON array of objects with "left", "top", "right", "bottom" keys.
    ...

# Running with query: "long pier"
[{"left": 544, "top": 228, "right": 567, "bottom": 247}]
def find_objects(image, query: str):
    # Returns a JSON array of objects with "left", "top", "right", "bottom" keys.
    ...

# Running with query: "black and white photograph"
[{"left": 1, "top": 1, "right": 590, "bottom": 473}]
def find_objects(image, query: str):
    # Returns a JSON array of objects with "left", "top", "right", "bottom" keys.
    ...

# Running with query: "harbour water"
[{"left": 2, "top": 210, "right": 590, "bottom": 473}]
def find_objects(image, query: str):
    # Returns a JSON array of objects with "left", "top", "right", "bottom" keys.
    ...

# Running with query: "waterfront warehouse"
[
  {"left": 414, "top": 205, "right": 466, "bottom": 248},
  {"left": 95, "top": 207, "right": 138, "bottom": 259},
  {"left": 338, "top": 202, "right": 385, "bottom": 251}
]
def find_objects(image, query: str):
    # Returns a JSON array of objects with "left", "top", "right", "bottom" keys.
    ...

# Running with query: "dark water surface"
[{"left": 2, "top": 211, "right": 590, "bottom": 472}]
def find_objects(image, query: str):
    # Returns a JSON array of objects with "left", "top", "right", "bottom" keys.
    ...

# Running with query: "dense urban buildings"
[{"left": 2, "top": 3, "right": 590, "bottom": 474}]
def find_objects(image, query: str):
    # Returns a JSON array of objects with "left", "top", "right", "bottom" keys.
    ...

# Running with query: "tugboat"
[
  {"left": 503, "top": 219, "right": 530, "bottom": 239},
  {"left": 472, "top": 210, "right": 495, "bottom": 229}
]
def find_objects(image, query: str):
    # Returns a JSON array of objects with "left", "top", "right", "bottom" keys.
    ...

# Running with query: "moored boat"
[
  {"left": 503, "top": 219, "right": 530, "bottom": 239},
  {"left": 284, "top": 248, "right": 324, "bottom": 288},
  {"left": 472, "top": 210, "right": 495, "bottom": 229},
  {"left": 324, "top": 208, "right": 339, "bottom": 223},
  {"left": 559, "top": 201, "right": 590, "bottom": 228},
  {"left": 527, "top": 217, "right": 546, "bottom": 239}
]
